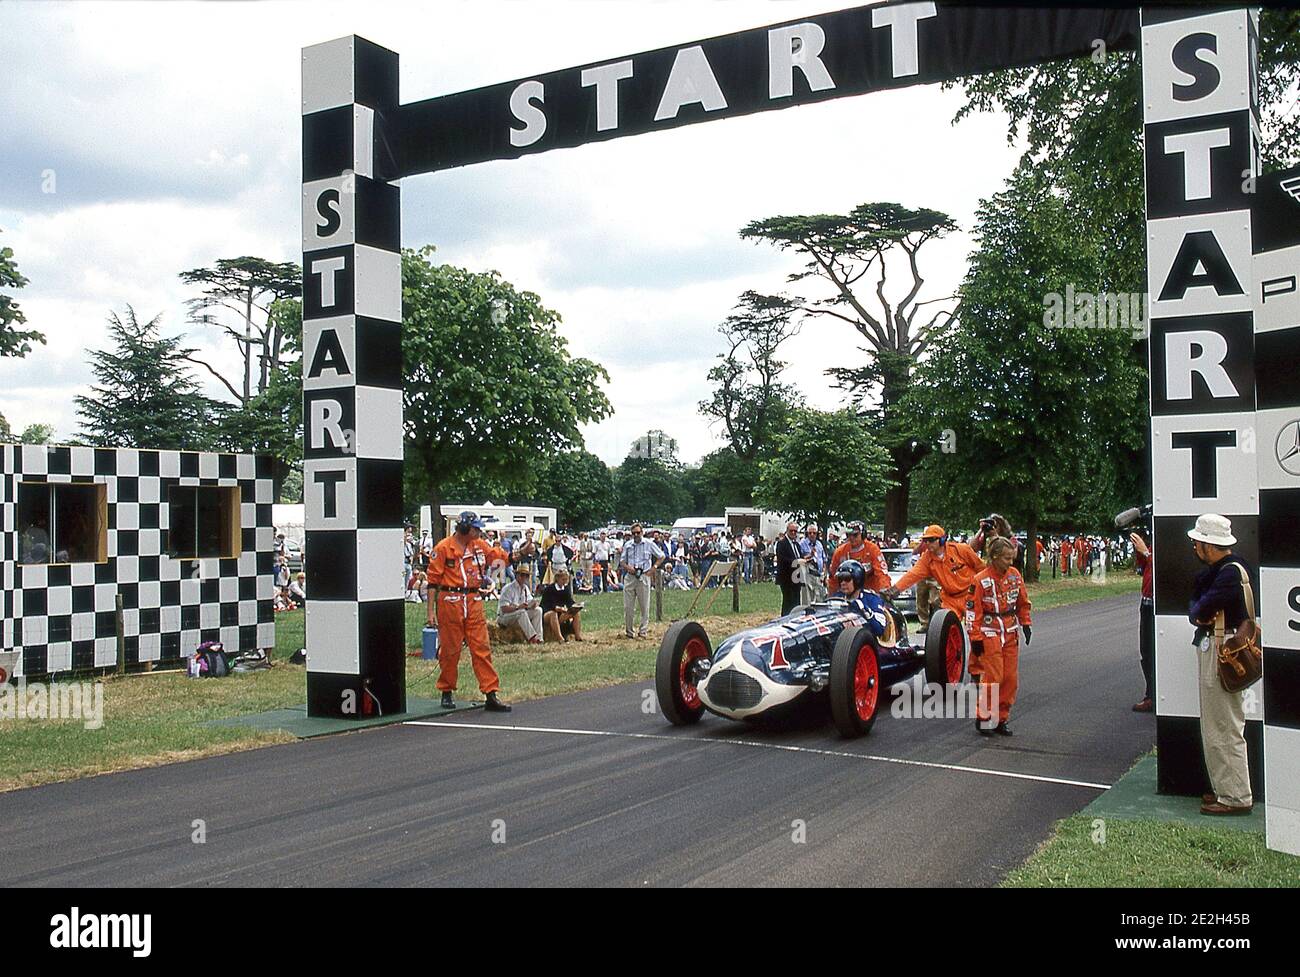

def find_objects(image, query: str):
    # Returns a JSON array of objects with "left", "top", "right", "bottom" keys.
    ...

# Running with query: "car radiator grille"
[{"left": 706, "top": 668, "right": 764, "bottom": 710}]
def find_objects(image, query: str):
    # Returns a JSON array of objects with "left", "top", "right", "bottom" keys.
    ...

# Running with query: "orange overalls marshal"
[{"left": 427, "top": 534, "right": 508, "bottom": 694}]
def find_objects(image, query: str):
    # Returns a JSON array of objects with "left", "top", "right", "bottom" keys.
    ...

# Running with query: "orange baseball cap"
[{"left": 920, "top": 524, "right": 946, "bottom": 539}]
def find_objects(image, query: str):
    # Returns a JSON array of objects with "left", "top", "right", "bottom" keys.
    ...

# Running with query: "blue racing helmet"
[{"left": 835, "top": 559, "right": 866, "bottom": 590}]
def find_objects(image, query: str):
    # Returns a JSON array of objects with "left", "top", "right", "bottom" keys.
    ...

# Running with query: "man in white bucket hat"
[{"left": 1187, "top": 513, "right": 1254, "bottom": 816}]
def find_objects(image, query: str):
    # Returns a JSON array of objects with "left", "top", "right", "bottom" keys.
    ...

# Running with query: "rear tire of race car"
[
  {"left": 656, "top": 620, "right": 711, "bottom": 726},
  {"left": 829, "top": 626, "right": 880, "bottom": 738},
  {"left": 925, "top": 608, "right": 966, "bottom": 686}
]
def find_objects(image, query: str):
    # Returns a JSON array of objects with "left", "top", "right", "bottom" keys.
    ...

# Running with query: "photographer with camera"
[
  {"left": 1132, "top": 531, "right": 1154, "bottom": 712},
  {"left": 970, "top": 513, "right": 1024, "bottom": 573},
  {"left": 618, "top": 522, "right": 665, "bottom": 639},
  {"left": 1115, "top": 505, "right": 1155, "bottom": 713}
]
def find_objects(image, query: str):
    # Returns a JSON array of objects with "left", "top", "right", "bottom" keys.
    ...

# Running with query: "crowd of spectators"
[{"left": 281, "top": 519, "right": 1134, "bottom": 622}]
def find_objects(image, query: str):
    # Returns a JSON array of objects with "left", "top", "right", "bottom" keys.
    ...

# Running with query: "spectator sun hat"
[{"left": 1187, "top": 513, "right": 1235, "bottom": 546}]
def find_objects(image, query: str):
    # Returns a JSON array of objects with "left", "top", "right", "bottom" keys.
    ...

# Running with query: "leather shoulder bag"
[{"left": 1217, "top": 562, "right": 1262, "bottom": 694}]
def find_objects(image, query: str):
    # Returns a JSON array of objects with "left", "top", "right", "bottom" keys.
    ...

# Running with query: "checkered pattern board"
[{"left": 1, "top": 443, "right": 276, "bottom": 677}]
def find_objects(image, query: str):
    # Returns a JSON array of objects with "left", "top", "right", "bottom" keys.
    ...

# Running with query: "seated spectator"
[
  {"left": 667, "top": 560, "right": 693, "bottom": 590},
  {"left": 497, "top": 564, "right": 543, "bottom": 644},
  {"left": 542, "top": 568, "right": 584, "bottom": 642},
  {"left": 406, "top": 569, "right": 426, "bottom": 603},
  {"left": 289, "top": 572, "right": 308, "bottom": 605}
]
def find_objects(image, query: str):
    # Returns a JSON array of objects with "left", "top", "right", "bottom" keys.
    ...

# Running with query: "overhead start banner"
[{"left": 396, "top": 3, "right": 1139, "bottom": 177}]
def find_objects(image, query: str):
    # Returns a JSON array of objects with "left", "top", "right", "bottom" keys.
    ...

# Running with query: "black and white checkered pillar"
[
  {"left": 1252, "top": 160, "right": 1300, "bottom": 855},
  {"left": 1142, "top": 8, "right": 1264, "bottom": 795},
  {"left": 301, "top": 36, "right": 406, "bottom": 718}
]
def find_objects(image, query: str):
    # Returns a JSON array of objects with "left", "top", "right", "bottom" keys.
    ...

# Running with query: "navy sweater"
[{"left": 1188, "top": 555, "right": 1255, "bottom": 631}]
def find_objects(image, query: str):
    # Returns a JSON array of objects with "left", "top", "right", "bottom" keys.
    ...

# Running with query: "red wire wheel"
[
  {"left": 853, "top": 642, "right": 880, "bottom": 721},
  {"left": 656, "top": 621, "right": 711, "bottom": 725},
  {"left": 925, "top": 608, "right": 966, "bottom": 686},
  {"left": 830, "top": 626, "right": 880, "bottom": 737},
  {"left": 679, "top": 635, "right": 709, "bottom": 710}
]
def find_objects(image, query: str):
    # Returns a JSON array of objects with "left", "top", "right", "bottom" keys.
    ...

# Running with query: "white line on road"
[{"left": 403, "top": 720, "right": 1111, "bottom": 791}]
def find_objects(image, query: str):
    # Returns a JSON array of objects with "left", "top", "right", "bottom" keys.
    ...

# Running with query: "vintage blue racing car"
[{"left": 655, "top": 598, "right": 967, "bottom": 737}]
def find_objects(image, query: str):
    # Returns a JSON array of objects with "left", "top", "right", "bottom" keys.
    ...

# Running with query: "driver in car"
[{"left": 832, "top": 560, "right": 890, "bottom": 639}]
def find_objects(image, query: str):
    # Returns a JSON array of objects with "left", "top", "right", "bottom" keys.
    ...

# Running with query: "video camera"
[{"left": 1114, "top": 503, "right": 1154, "bottom": 534}]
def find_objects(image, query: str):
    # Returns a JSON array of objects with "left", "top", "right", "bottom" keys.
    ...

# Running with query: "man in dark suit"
[{"left": 774, "top": 522, "right": 803, "bottom": 615}]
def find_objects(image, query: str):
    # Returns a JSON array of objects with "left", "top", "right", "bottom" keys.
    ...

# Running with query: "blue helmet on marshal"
[{"left": 456, "top": 510, "right": 485, "bottom": 532}]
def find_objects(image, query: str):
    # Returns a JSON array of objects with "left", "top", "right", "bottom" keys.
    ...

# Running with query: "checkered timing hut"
[{"left": 1, "top": 444, "right": 276, "bottom": 678}]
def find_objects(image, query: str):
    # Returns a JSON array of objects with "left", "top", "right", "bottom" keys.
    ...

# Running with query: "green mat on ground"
[
  {"left": 204, "top": 696, "right": 481, "bottom": 739},
  {"left": 1084, "top": 755, "right": 1263, "bottom": 833}
]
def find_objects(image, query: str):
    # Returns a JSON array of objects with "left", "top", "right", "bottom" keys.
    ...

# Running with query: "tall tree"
[
  {"left": 214, "top": 297, "right": 303, "bottom": 499},
  {"left": 683, "top": 447, "right": 759, "bottom": 515},
  {"left": 902, "top": 166, "right": 1145, "bottom": 577},
  {"left": 76, "top": 308, "right": 222, "bottom": 450},
  {"left": 698, "top": 290, "right": 804, "bottom": 462},
  {"left": 0, "top": 231, "right": 44, "bottom": 358},
  {"left": 534, "top": 449, "right": 615, "bottom": 529},
  {"left": 179, "top": 257, "right": 301, "bottom": 403},
  {"left": 741, "top": 203, "right": 959, "bottom": 537},
  {"left": 754, "top": 408, "right": 894, "bottom": 535},
  {"left": 402, "top": 247, "right": 613, "bottom": 520},
  {"left": 613, "top": 456, "right": 692, "bottom": 526}
]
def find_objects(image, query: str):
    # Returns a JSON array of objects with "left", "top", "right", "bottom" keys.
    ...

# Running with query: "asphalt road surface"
[{"left": 1, "top": 594, "right": 1153, "bottom": 887}]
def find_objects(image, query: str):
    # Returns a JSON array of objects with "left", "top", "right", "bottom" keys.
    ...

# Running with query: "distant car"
[
  {"left": 656, "top": 597, "right": 967, "bottom": 737},
  {"left": 881, "top": 548, "right": 918, "bottom": 619}
]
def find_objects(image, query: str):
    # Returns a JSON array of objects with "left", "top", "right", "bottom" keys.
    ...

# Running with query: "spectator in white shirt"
[
  {"left": 618, "top": 522, "right": 665, "bottom": 638},
  {"left": 740, "top": 529, "right": 757, "bottom": 583},
  {"left": 496, "top": 563, "right": 543, "bottom": 644},
  {"left": 592, "top": 532, "right": 610, "bottom": 594}
]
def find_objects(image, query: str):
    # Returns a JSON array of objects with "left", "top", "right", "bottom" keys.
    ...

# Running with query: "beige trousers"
[
  {"left": 498, "top": 607, "right": 543, "bottom": 642},
  {"left": 915, "top": 579, "right": 941, "bottom": 629},
  {"left": 1198, "top": 639, "right": 1252, "bottom": 807},
  {"left": 623, "top": 573, "right": 651, "bottom": 635}
]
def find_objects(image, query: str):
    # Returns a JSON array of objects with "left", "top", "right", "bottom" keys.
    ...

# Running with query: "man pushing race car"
[{"left": 883, "top": 523, "right": 983, "bottom": 686}]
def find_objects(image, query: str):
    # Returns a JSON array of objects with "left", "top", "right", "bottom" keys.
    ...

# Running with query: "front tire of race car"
[
  {"left": 656, "top": 620, "right": 711, "bottom": 726},
  {"left": 829, "top": 626, "right": 880, "bottom": 737},
  {"left": 925, "top": 608, "right": 966, "bottom": 686}
]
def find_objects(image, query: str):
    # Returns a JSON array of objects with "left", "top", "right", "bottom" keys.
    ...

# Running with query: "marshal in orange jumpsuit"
[
  {"left": 893, "top": 533, "right": 984, "bottom": 622},
  {"left": 1075, "top": 536, "right": 1088, "bottom": 575},
  {"left": 966, "top": 561, "right": 1032, "bottom": 727},
  {"left": 829, "top": 538, "right": 891, "bottom": 593},
  {"left": 892, "top": 527, "right": 986, "bottom": 675},
  {"left": 427, "top": 532, "right": 509, "bottom": 694}
]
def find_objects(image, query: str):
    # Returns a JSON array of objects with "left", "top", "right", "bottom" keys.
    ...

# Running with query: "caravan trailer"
[{"left": 670, "top": 516, "right": 727, "bottom": 537}]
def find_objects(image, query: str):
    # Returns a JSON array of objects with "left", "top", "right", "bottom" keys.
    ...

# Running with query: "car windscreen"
[{"left": 885, "top": 551, "right": 915, "bottom": 571}]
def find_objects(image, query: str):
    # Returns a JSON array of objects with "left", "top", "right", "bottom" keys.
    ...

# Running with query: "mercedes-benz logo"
[{"left": 1277, "top": 419, "right": 1300, "bottom": 476}]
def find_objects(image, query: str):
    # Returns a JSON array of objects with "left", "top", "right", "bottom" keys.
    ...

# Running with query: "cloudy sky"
[{"left": 0, "top": 0, "right": 1023, "bottom": 465}]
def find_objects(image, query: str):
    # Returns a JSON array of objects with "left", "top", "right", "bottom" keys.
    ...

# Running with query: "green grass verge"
[
  {"left": 0, "top": 574, "right": 1140, "bottom": 793},
  {"left": 1002, "top": 814, "right": 1300, "bottom": 887}
]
